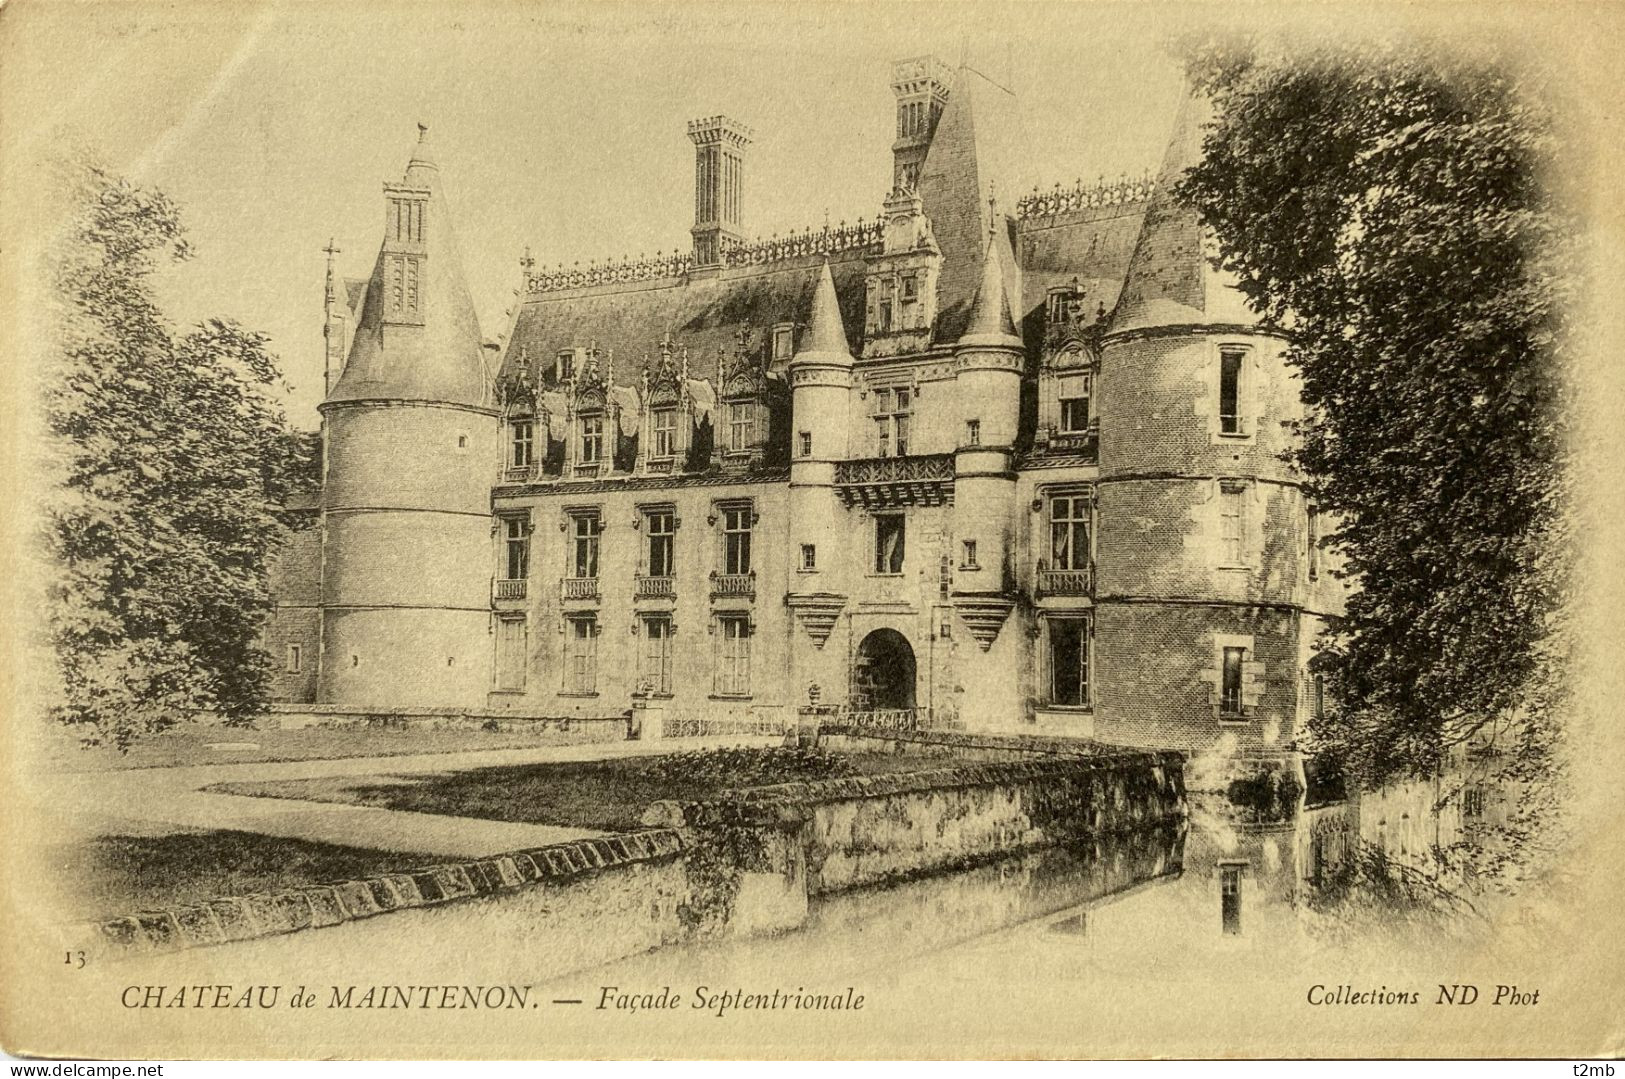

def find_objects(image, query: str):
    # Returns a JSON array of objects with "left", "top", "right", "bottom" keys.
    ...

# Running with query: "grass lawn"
[
  {"left": 210, "top": 746, "right": 951, "bottom": 832},
  {"left": 31, "top": 721, "right": 620, "bottom": 773},
  {"left": 43, "top": 828, "right": 432, "bottom": 923}
]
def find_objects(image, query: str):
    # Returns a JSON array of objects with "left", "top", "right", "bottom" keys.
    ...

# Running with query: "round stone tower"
[
  {"left": 784, "top": 261, "right": 854, "bottom": 686},
  {"left": 317, "top": 126, "right": 500, "bottom": 708},
  {"left": 1095, "top": 90, "right": 1311, "bottom": 760},
  {"left": 950, "top": 224, "right": 1025, "bottom": 726}
]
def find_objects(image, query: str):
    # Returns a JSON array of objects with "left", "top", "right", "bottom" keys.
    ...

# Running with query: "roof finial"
[{"left": 417, "top": 121, "right": 429, "bottom": 142}]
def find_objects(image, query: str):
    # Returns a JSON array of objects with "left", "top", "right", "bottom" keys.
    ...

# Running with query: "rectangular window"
[
  {"left": 1314, "top": 673, "right": 1326, "bottom": 720},
  {"left": 961, "top": 539, "right": 978, "bottom": 569},
  {"left": 1049, "top": 494, "right": 1091, "bottom": 571},
  {"left": 715, "top": 615, "right": 752, "bottom": 696},
  {"left": 565, "top": 617, "right": 597, "bottom": 694},
  {"left": 652, "top": 408, "right": 676, "bottom": 458},
  {"left": 556, "top": 350, "right": 574, "bottom": 382},
  {"left": 510, "top": 420, "right": 534, "bottom": 467},
  {"left": 579, "top": 414, "right": 604, "bottom": 463},
  {"left": 495, "top": 617, "right": 527, "bottom": 692},
  {"left": 874, "top": 386, "right": 912, "bottom": 457},
  {"left": 966, "top": 419, "right": 980, "bottom": 446},
  {"left": 1220, "top": 864, "right": 1243, "bottom": 935},
  {"left": 1220, "top": 486, "right": 1246, "bottom": 566},
  {"left": 504, "top": 517, "right": 530, "bottom": 580},
  {"left": 285, "top": 644, "right": 302, "bottom": 674},
  {"left": 1307, "top": 504, "right": 1320, "bottom": 579},
  {"left": 877, "top": 280, "right": 895, "bottom": 332},
  {"left": 1219, "top": 349, "right": 1244, "bottom": 435},
  {"left": 646, "top": 510, "right": 675, "bottom": 577},
  {"left": 640, "top": 616, "right": 673, "bottom": 696},
  {"left": 800, "top": 544, "right": 816, "bottom": 571},
  {"left": 571, "top": 512, "right": 601, "bottom": 579},
  {"left": 1221, "top": 646, "right": 1246, "bottom": 716},
  {"left": 798, "top": 431, "right": 813, "bottom": 458},
  {"left": 722, "top": 505, "right": 753, "bottom": 575},
  {"left": 1049, "top": 617, "right": 1091, "bottom": 707},
  {"left": 773, "top": 325, "right": 794, "bottom": 361},
  {"left": 727, "top": 401, "right": 753, "bottom": 452},
  {"left": 1059, "top": 374, "right": 1091, "bottom": 434},
  {"left": 875, "top": 514, "right": 906, "bottom": 574}
]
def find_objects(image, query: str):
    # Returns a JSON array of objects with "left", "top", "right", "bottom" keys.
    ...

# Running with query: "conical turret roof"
[
  {"left": 326, "top": 125, "right": 492, "bottom": 410},
  {"left": 957, "top": 224, "right": 1023, "bottom": 351},
  {"left": 1108, "top": 89, "right": 1260, "bottom": 336},
  {"left": 790, "top": 260, "right": 854, "bottom": 366}
]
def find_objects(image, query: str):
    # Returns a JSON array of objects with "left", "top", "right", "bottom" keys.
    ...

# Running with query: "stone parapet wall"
[
  {"left": 818, "top": 726, "right": 1132, "bottom": 761},
  {"left": 73, "top": 830, "right": 687, "bottom": 964},
  {"left": 644, "top": 750, "right": 1185, "bottom": 895},
  {"left": 268, "top": 704, "right": 628, "bottom": 741}
]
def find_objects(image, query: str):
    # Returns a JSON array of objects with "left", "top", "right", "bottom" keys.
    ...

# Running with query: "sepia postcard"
[{"left": 1, "top": 0, "right": 1623, "bottom": 1061}]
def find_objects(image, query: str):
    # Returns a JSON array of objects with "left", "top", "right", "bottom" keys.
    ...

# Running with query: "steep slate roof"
[
  {"left": 328, "top": 128, "right": 493, "bottom": 410},
  {"left": 1109, "top": 90, "right": 1259, "bottom": 336},
  {"left": 1017, "top": 201, "right": 1149, "bottom": 327},
  {"left": 959, "top": 227, "right": 1022, "bottom": 349},
  {"left": 916, "top": 64, "right": 1025, "bottom": 343},
  {"left": 793, "top": 260, "right": 855, "bottom": 364},
  {"left": 500, "top": 254, "right": 869, "bottom": 388}
]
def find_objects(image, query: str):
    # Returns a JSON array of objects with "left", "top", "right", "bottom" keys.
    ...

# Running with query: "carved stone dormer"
[
  {"left": 637, "top": 335, "right": 691, "bottom": 475},
  {"left": 714, "top": 328, "right": 771, "bottom": 470},
  {"left": 568, "top": 347, "right": 611, "bottom": 479},
  {"left": 1037, "top": 281, "right": 1105, "bottom": 456},
  {"left": 863, "top": 187, "right": 941, "bottom": 360}
]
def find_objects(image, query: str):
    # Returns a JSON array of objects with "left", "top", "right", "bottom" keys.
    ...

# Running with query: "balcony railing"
[
  {"left": 560, "top": 577, "right": 600, "bottom": 601},
  {"left": 833, "top": 453, "right": 954, "bottom": 509},
  {"left": 502, "top": 464, "right": 536, "bottom": 483},
  {"left": 1036, "top": 565, "right": 1093, "bottom": 597},
  {"left": 635, "top": 575, "right": 675, "bottom": 599},
  {"left": 836, "top": 707, "right": 936, "bottom": 731},
  {"left": 494, "top": 579, "right": 527, "bottom": 601},
  {"left": 710, "top": 571, "right": 756, "bottom": 599}
]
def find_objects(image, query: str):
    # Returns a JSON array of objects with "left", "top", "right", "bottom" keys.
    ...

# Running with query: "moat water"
[{"left": 546, "top": 792, "right": 1498, "bottom": 1000}]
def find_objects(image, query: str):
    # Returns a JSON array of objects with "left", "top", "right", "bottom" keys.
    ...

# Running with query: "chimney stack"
[{"left": 687, "top": 115, "right": 752, "bottom": 267}]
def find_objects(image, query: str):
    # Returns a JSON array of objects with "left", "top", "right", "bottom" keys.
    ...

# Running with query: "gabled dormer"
[
  {"left": 636, "top": 337, "right": 692, "bottom": 476},
  {"left": 714, "top": 330, "right": 777, "bottom": 470}
]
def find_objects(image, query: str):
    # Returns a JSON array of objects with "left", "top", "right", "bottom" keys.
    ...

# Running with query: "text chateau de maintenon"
[{"left": 262, "top": 54, "right": 1348, "bottom": 762}]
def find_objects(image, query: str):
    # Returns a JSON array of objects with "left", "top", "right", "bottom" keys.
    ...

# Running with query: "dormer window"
[
  {"left": 579, "top": 414, "right": 604, "bottom": 464},
  {"left": 900, "top": 275, "right": 918, "bottom": 323},
  {"left": 510, "top": 419, "right": 534, "bottom": 468},
  {"left": 877, "top": 280, "right": 895, "bottom": 332},
  {"left": 652, "top": 407, "right": 677, "bottom": 458},
  {"left": 1059, "top": 374, "right": 1091, "bottom": 434},
  {"left": 557, "top": 350, "right": 575, "bottom": 382},
  {"left": 772, "top": 324, "right": 795, "bottom": 362},
  {"left": 726, "top": 401, "right": 754, "bottom": 453}
]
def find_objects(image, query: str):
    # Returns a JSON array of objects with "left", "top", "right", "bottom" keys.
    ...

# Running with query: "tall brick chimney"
[{"left": 687, "top": 115, "right": 752, "bottom": 267}]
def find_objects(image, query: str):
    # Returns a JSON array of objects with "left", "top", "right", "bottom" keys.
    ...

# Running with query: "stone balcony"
[
  {"left": 494, "top": 578, "right": 527, "bottom": 601},
  {"left": 834, "top": 453, "right": 954, "bottom": 509},
  {"left": 561, "top": 577, "right": 600, "bottom": 602},
  {"left": 635, "top": 575, "right": 676, "bottom": 600},
  {"left": 502, "top": 464, "right": 537, "bottom": 484},
  {"left": 710, "top": 571, "right": 756, "bottom": 600},
  {"left": 1035, "top": 564, "right": 1093, "bottom": 598}
]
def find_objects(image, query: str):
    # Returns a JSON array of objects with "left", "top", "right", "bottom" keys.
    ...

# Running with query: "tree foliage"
[
  {"left": 1175, "top": 38, "right": 1575, "bottom": 788},
  {"left": 41, "top": 154, "right": 317, "bottom": 748}
]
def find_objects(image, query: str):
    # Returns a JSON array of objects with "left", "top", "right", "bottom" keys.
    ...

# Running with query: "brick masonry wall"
[{"left": 1093, "top": 602, "right": 1300, "bottom": 754}]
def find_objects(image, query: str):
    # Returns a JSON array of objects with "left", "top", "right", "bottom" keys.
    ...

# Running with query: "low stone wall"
[
  {"left": 75, "top": 831, "right": 689, "bottom": 964},
  {"left": 644, "top": 750, "right": 1186, "bottom": 896},
  {"left": 269, "top": 703, "right": 628, "bottom": 742},
  {"left": 817, "top": 726, "right": 1125, "bottom": 761}
]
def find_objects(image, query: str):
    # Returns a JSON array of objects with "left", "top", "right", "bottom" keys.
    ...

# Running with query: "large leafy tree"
[
  {"left": 1176, "top": 39, "right": 1575, "bottom": 792},
  {"left": 41, "top": 154, "right": 317, "bottom": 749}
]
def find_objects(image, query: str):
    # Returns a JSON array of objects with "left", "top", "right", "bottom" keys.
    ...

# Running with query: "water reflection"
[{"left": 548, "top": 785, "right": 1480, "bottom": 991}]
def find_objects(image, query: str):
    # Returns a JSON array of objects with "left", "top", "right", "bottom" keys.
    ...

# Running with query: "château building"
[{"left": 264, "top": 55, "right": 1347, "bottom": 762}]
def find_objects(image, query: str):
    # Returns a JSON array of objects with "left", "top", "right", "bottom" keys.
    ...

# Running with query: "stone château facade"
[{"left": 264, "top": 56, "right": 1347, "bottom": 761}]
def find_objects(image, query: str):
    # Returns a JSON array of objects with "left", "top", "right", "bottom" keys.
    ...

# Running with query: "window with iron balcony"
[{"left": 1039, "top": 493, "right": 1093, "bottom": 596}]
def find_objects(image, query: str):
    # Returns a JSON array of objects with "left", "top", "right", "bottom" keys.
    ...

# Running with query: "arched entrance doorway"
[{"left": 852, "top": 629, "right": 917, "bottom": 711}]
